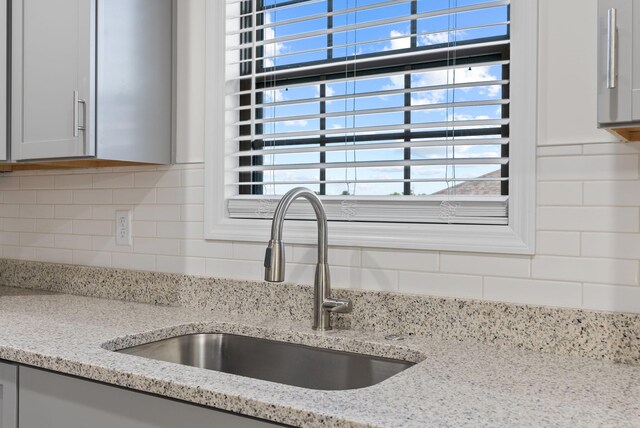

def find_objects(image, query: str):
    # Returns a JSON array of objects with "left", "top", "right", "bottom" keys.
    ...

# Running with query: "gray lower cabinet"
[
  {"left": 19, "top": 366, "right": 282, "bottom": 428},
  {"left": 0, "top": 362, "right": 17, "bottom": 428}
]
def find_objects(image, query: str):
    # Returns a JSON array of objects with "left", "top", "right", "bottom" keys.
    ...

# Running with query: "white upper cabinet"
[
  {"left": 597, "top": 0, "right": 640, "bottom": 140},
  {"left": 10, "top": 0, "right": 173, "bottom": 164}
]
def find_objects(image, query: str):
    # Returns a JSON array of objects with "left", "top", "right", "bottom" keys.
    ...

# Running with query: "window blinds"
[{"left": 225, "top": 0, "right": 511, "bottom": 225}]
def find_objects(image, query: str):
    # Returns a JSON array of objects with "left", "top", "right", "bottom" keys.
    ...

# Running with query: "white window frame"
[{"left": 204, "top": 0, "right": 538, "bottom": 254}]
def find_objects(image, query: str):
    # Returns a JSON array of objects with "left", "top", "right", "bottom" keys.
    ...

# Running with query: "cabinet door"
[
  {"left": 0, "top": 0, "right": 7, "bottom": 161},
  {"left": 0, "top": 362, "right": 17, "bottom": 428},
  {"left": 19, "top": 367, "right": 281, "bottom": 428},
  {"left": 633, "top": 1, "right": 640, "bottom": 121},
  {"left": 11, "top": 0, "right": 95, "bottom": 161},
  {"left": 597, "top": 0, "right": 634, "bottom": 125}
]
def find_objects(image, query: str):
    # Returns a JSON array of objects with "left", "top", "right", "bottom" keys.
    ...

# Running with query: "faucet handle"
[{"left": 323, "top": 297, "right": 353, "bottom": 314}]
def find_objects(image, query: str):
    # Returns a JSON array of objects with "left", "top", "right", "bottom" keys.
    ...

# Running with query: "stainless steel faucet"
[{"left": 264, "top": 187, "right": 353, "bottom": 331}]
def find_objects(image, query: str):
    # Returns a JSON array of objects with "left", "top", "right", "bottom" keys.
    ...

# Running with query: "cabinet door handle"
[
  {"left": 73, "top": 90, "right": 86, "bottom": 137},
  {"left": 606, "top": 8, "right": 617, "bottom": 89}
]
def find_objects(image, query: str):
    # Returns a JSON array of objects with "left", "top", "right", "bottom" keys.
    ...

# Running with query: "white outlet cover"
[{"left": 115, "top": 210, "right": 132, "bottom": 246}]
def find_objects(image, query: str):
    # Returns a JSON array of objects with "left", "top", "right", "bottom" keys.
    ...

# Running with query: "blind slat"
[
  {"left": 235, "top": 99, "right": 509, "bottom": 126},
  {"left": 235, "top": 119, "right": 510, "bottom": 141},
  {"left": 231, "top": 137, "right": 509, "bottom": 157},
  {"left": 229, "top": 1, "right": 509, "bottom": 47},
  {"left": 234, "top": 157, "right": 509, "bottom": 173}
]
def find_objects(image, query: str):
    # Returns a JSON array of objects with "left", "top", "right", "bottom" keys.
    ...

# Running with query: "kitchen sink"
[{"left": 117, "top": 333, "right": 415, "bottom": 390}]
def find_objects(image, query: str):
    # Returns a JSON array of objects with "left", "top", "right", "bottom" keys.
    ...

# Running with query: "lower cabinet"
[
  {"left": 0, "top": 362, "right": 17, "bottom": 428},
  {"left": 16, "top": 365, "right": 282, "bottom": 428}
]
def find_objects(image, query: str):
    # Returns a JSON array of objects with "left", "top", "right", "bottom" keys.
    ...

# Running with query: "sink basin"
[{"left": 117, "top": 333, "right": 414, "bottom": 390}]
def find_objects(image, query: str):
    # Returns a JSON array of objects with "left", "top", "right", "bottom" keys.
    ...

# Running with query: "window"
[{"left": 205, "top": 0, "right": 537, "bottom": 253}]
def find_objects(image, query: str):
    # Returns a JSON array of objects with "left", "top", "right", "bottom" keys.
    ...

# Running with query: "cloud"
[
  {"left": 283, "top": 119, "right": 309, "bottom": 127},
  {"left": 418, "top": 32, "right": 451, "bottom": 46},
  {"left": 384, "top": 30, "right": 411, "bottom": 51},
  {"left": 263, "top": 13, "right": 286, "bottom": 68}
]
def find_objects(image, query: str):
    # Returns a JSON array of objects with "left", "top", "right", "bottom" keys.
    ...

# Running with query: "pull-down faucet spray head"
[{"left": 264, "top": 239, "right": 285, "bottom": 282}]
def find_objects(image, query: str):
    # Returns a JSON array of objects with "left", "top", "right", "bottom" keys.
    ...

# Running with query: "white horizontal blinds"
[{"left": 227, "top": 0, "right": 511, "bottom": 225}]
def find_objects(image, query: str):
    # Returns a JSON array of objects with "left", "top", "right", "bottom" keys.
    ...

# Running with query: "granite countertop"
[{"left": 0, "top": 286, "right": 639, "bottom": 427}]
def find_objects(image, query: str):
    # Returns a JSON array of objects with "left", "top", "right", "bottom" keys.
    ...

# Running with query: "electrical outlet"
[{"left": 115, "top": 210, "right": 132, "bottom": 246}]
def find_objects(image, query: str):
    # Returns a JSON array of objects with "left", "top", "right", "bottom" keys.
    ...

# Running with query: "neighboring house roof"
[{"left": 432, "top": 169, "right": 502, "bottom": 196}]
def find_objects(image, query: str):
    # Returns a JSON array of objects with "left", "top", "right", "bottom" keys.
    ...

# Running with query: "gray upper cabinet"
[
  {"left": 0, "top": 0, "right": 7, "bottom": 162},
  {"left": 11, "top": 0, "right": 173, "bottom": 164},
  {"left": 597, "top": 0, "right": 640, "bottom": 139}
]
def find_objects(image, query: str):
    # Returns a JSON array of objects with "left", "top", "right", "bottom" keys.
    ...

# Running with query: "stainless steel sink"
[{"left": 117, "top": 333, "right": 415, "bottom": 390}]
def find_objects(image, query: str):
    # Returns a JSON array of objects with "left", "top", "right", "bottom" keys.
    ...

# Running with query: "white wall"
[{"left": 0, "top": 0, "right": 638, "bottom": 313}]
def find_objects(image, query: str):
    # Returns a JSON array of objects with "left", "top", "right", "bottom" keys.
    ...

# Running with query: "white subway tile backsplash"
[
  {"left": 92, "top": 172, "right": 134, "bottom": 189},
  {"left": 0, "top": 149, "right": 638, "bottom": 313},
  {"left": 537, "top": 182, "right": 582, "bottom": 206},
  {"left": 156, "top": 187, "right": 204, "bottom": 204},
  {"left": 181, "top": 239, "right": 233, "bottom": 259},
  {"left": 131, "top": 221, "right": 157, "bottom": 238},
  {"left": 330, "top": 266, "right": 363, "bottom": 289},
  {"left": 583, "top": 181, "right": 640, "bottom": 206},
  {"left": 360, "top": 268, "right": 398, "bottom": 292},
  {"left": 532, "top": 256, "right": 639, "bottom": 286},
  {"left": 538, "top": 207, "right": 639, "bottom": 232},
  {"left": 537, "top": 145, "right": 583, "bottom": 157},
  {"left": 483, "top": 277, "right": 582, "bottom": 308},
  {"left": 54, "top": 235, "right": 93, "bottom": 250},
  {"left": 205, "top": 258, "right": 262, "bottom": 280},
  {"left": 292, "top": 245, "right": 361, "bottom": 267},
  {"left": 399, "top": 272, "right": 482, "bottom": 299},
  {"left": 538, "top": 155, "right": 639, "bottom": 181},
  {"left": 113, "top": 189, "right": 156, "bottom": 205},
  {"left": 134, "top": 171, "right": 181, "bottom": 188},
  {"left": 583, "top": 284, "right": 640, "bottom": 313},
  {"left": 536, "top": 231, "right": 581, "bottom": 256},
  {"left": 112, "top": 252, "right": 156, "bottom": 271},
  {"left": 92, "top": 236, "right": 133, "bottom": 253},
  {"left": 54, "top": 205, "right": 92, "bottom": 220},
  {"left": 581, "top": 233, "right": 640, "bottom": 259},
  {"left": 37, "top": 219, "right": 73, "bottom": 234},
  {"left": 3, "top": 246, "right": 36, "bottom": 260},
  {"left": 180, "top": 204, "right": 204, "bottom": 222},
  {"left": 0, "top": 232, "right": 20, "bottom": 246},
  {"left": 0, "top": 177, "right": 20, "bottom": 190},
  {"left": 156, "top": 255, "right": 206, "bottom": 276},
  {"left": 20, "top": 233, "right": 55, "bottom": 248},
  {"left": 20, "top": 204, "right": 54, "bottom": 219},
  {"left": 4, "top": 191, "right": 36, "bottom": 204},
  {"left": 440, "top": 253, "right": 530, "bottom": 278},
  {"left": 54, "top": 175, "right": 92, "bottom": 190},
  {"left": 73, "top": 220, "right": 113, "bottom": 236},
  {"left": 134, "top": 205, "right": 181, "bottom": 222},
  {"left": 156, "top": 221, "right": 203, "bottom": 240},
  {"left": 35, "top": 248, "right": 73, "bottom": 264},
  {"left": 72, "top": 250, "right": 111, "bottom": 268},
  {"left": 20, "top": 175, "right": 54, "bottom": 190},
  {"left": 73, "top": 189, "right": 113, "bottom": 205},
  {"left": 134, "top": 238, "right": 180, "bottom": 256},
  {"left": 36, "top": 190, "right": 73, "bottom": 205},
  {"left": 362, "top": 249, "right": 438, "bottom": 272},
  {"left": 4, "top": 218, "right": 36, "bottom": 233}
]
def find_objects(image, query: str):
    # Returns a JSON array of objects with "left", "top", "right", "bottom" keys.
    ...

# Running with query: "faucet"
[{"left": 264, "top": 187, "right": 353, "bottom": 331}]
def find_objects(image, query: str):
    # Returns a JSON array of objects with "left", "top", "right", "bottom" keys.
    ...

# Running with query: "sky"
[{"left": 243, "top": 0, "right": 510, "bottom": 197}]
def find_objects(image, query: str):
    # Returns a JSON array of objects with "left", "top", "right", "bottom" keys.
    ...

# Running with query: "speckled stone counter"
[
  {"left": 0, "top": 286, "right": 638, "bottom": 427},
  {"left": 0, "top": 259, "right": 639, "bottom": 365}
]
